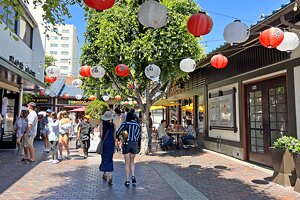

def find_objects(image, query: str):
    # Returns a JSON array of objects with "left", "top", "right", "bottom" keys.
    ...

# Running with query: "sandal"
[
  {"left": 102, "top": 174, "right": 107, "bottom": 181},
  {"left": 124, "top": 180, "right": 130, "bottom": 187},
  {"left": 131, "top": 176, "right": 137, "bottom": 184}
]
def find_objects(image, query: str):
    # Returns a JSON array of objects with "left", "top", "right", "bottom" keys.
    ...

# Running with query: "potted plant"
[
  {"left": 293, "top": 142, "right": 300, "bottom": 192},
  {"left": 270, "top": 136, "right": 298, "bottom": 187}
]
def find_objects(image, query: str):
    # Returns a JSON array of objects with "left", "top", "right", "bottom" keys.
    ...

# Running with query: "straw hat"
[{"left": 101, "top": 111, "right": 114, "bottom": 121}]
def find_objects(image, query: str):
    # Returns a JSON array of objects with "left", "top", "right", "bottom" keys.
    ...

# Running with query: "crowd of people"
[{"left": 13, "top": 103, "right": 143, "bottom": 187}]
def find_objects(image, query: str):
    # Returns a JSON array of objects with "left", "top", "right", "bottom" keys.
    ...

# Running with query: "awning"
[
  {"left": 68, "top": 107, "right": 86, "bottom": 112},
  {"left": 0, "top": 55, "right": 46, "bottom": 91}
]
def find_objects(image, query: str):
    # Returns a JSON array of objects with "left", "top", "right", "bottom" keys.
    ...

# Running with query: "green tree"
[
  {"left": 45, "top": 55, "right": 56, "bottom": 68},
  {"left": 85, "top": 100, "right": 109, "bottom": 120},
  {"left": 81, "top": 0, "right": 205, "bottom": 154}
]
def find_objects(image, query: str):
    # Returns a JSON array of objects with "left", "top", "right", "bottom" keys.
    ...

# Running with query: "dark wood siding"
[{"left": 203, "top": 45, "right": 290, "bottom": 84}]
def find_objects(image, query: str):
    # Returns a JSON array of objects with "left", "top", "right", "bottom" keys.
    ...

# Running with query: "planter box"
[
  {"left": 294, "top": 153, "right": 300, "bottom": 192},
  {"left": 270, "top": 148, "right": 296, "bottom": 187}
]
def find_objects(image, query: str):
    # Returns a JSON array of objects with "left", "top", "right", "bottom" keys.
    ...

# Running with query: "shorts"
[
  {"left": 122, "top": 141, "right": 139, "bottom": 154},
  {"left": 23, "top": 135, "right": 34, "bottom": 147}
]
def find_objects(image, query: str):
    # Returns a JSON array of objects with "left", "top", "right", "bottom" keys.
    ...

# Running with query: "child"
[{"left": 47, "top": 112, "right": 60, "bottom": 164}]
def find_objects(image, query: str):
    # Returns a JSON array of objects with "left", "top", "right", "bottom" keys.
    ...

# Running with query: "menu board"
[{"left": 208, "top": 94, "right": 234, "bottom": 128}]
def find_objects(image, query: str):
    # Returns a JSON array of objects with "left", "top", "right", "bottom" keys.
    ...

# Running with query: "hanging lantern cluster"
[
  {"left": 75, "top": 94, "right": 83, "bottom": 100},
  {"left": 145, "top": 64, "right": 161, "bottom": 79},
  {"left": 138, "top": 0, "right": 168, "bottom": 29},
  {"left": 83, "top": 0, "right": 115, "bottom": 11},
  {"left": 80, "top": 66, "right": 91, "bottom": 77},
  {"left": 72, "top": 79, "right": 83, "bottom": 88},
  {"left": 259, "top": 27, "right": 284, "bottom": 48},
  {"left": 180, "top": 58, "right": 196, "bottom": 73},
  {"left": 210, "top": 54, "right": 228, "bottom": 69},
  {"left": 91, "top": 66, "right": 105, "bottom": 79},
  {"left": 115, "top": 64, "right": 130, "bottom": 77},
  {"left": 187, "top": 11, "right": 213, "bottom": 37},
  {"left": 276, "top": 31, "right": 300, "bottom": 52},
  {"left": 223, "top": 20, "right": 250, "bottom": 45}
]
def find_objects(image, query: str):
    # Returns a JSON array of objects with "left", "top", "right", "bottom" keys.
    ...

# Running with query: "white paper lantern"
[
  {"left": 71, "top": 79, "right": 83, "bottom": 88},
  {"left": 145, "top": 64, "right": 161, "bottom": 79},
  {"left": 276, "top": 31, "right": 300, "bottom": 52},
  {"left": 180, "top": 58, "right": 196, "bottom": 72},
  {"left": 46, "top": 66, "right": 60, "bottom": 77},
  {"left": 91, "top": 66, "right": 105, "bottom": 78},
  {"left": 49, "top": 91, "right": 56, "bottom": 97},
  {"left": 102, "top": 95, "right": 110, "bottom": 101},
  {"left": 138, "top": 0, "right": 168, "bottom": 29},
  {"left": 45, "top": 88, "right": 50, "bottom": 96},
  {"left": 75, "top": 94, "right": 82, "bottom": 100},
  {"left": 223, "top": 20, "right": 250, "bottom": 45}
]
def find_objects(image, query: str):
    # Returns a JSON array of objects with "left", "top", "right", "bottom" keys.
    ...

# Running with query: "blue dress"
[{"left": 99, "top": 121, "right": 115, "bottom": 172}]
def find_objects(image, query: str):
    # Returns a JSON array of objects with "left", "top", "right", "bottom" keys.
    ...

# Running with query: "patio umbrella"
[
  {"left": 68, "top": 107, "right": 86, "bottom": 112},
  {"left": 150, "top": 105, "right": 166, "bottom": 110}
]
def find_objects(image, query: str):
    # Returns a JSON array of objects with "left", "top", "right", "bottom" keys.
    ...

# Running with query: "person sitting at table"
[
  {"left": 157, "top": 120, "right": 174, "bottom": 150},
  {"left": 181, "top": 120, "right": 196, "bottom": 148}
]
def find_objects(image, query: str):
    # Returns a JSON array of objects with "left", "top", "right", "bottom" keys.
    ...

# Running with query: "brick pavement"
[{"left": 1, "top": 141, "right": 300, "bottom": 200}]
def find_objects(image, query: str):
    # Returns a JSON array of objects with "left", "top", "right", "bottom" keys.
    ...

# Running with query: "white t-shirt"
[
  {"left": 48, "top": 118, "right": 60, "bottom": 141},
  {"left": 27, "top": 111, "right": 38, "bottom": 137},
  {"left": 157, "top": 124, "right": 168, "bottom": 138}
]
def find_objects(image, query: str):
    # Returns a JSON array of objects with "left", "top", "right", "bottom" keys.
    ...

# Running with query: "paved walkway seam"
[{"left": 152, "top": 163, "right": 208, "bottom": 200}]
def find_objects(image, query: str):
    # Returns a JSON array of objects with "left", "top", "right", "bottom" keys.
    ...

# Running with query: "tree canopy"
[{"left": 81, "top": 0, "right": 205, "bottom": 110}]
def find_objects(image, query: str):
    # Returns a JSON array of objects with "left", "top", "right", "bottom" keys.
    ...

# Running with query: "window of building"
[
  {"left": 61, "top": 37, "right": 69, "bottom": 40},
  {"left": 18, "top": 17, "right": 33, "bottom": 48},
  {"left": 62, "top": 29, "right": 69, "bottom": 33},
  {"left": 60, "top": 66, "right": 69, "bottom": 70},
  {"left": 0, "top": 6, "right": 17, "bottom": 33},
  {"left": 51, "top": 36, "right": 58, "bottom": 40},
  {"left": 61, "top": 51, "right": 69, "bottom": 55},
  {"left": 50, "top": 51, "right": 58, "bottom": 55},
  {"left": 61, "top": 59, "right": 69, "bottom": 63},
  {"left": 50, "top": 43, "right": 58, "bottom": 47},
  {"left": 61, "top": 44, "right": 69, "bottom": 48}
]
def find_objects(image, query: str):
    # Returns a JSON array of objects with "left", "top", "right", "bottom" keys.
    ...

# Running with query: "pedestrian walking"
[
  {"left": 58, "top": 111, "right": 71, "bottom": 160},
  {"left": 22, "top": 102, "right": 38, "bottom": 163},
  {"left": 14, "top": 110, "right": 28, "bottom": 155},
  {"left": 116, "top": 112, "right": 141, "bottom": 187},
  {"left": 100, "top": 111, "right": 117, "bottom": 185},
  {"left": 41, "top": 109, "right": 52, "bottom": 152},
  {"left": 77, "top": 115, "right": 93, "bottom": 159},
  {"left": 47, "top": 112, "right": 60, "bottom": 164}
]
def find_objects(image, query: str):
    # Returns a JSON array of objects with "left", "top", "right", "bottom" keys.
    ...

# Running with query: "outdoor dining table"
[{"left": 167, "top": 131, "right": 187, "bottom": 148}]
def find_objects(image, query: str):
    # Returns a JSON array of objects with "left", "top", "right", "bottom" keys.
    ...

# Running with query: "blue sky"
[{"left": 64, "top": 0, "right": 290, "bottom": 54}]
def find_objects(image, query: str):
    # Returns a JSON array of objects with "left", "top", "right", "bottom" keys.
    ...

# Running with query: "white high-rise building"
[{"left": 44, "top": 25, "right": 79, "bottom": 76}]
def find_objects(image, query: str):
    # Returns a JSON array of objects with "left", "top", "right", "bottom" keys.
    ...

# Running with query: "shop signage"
[
  {"left": 8, "top": 56, "right": 36, "bottom": 77},
  {"left": 68, "top": 100, "right": 88, "bottom": 105},
  {"left": 32, "top": 98, "right": 50, "bottom": 104}
]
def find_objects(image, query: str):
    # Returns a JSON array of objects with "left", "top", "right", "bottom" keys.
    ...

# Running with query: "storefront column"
[
  {"left": 193, "top": 95, "right": 198, "bottom": 128},
  {"left": 18, "top": 84, "right": 23, "bottom": 116}
]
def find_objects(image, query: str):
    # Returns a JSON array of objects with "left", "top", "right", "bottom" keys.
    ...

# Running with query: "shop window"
[
  {"left": 18, "top": 17, "right": 33, "bottom": 48},
  {"left": 198, "top": 95, "right": 205, "bottom": 133},
  {"left": 181, "top": 98, "right": 193, "bottom": 127}
]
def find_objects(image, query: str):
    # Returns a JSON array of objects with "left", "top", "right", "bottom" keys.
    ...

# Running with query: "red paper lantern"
[
  {"left": 259, "top": 27, "right": 284, "bottom": 48},
  {"left": 39, "top": 90, "right": 45, "bottom": 96},
  {"left": 210, "top": 54, "right": 228, "bottom": 69},
  {"left": 115, "top": 95, "right": 121, "bottom": 101},
  {"left": 83, "top": 0, "right": 115, "bottom": 11},
  {"left": 80, "top": 66, "right": 91, "bottom": 77},
  {"left": 89, "top": 95, "right": 96, "bottom": 101},
  {"left": 123, "top": 101, "right": 129, "bottom": 105},
  {"left": 128, "top": 83, "right": 134, "bottom": 89},
  {"left": 115, "top": 64, "right": 130, "bottom": 77},
  {"left": 62, "top": 93, "right": 69, "bottom": 99},
  {"left": 187, "top": 12, "right": 213, "bottom": 37},
  {"left": 45, "top": 75, "right": 57, "bottom": 83}
]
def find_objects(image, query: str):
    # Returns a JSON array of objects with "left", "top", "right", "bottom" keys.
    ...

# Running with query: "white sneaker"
[
  {"left": 46, "top": 159, "right": 54, "bottom": 163},
  {"left": 43, "top": 148, "right": 48, "bottom": 152},
  {"left": 58, "top": 155, "right": 63, "bottom": 160},
  {"left": 183, "top": 145, "right": 189, "bottom": 149},
  {"left": 52, "top": 160, "right": 59, "bottom": 164}
]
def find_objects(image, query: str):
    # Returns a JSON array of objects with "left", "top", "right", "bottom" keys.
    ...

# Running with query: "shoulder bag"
[{"left": 96, "top": 129, "right": 109, "bottom": 155}]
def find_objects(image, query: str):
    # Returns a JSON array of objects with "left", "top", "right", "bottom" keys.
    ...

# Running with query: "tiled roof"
[{"left": 47, "top": 76, "right": 84, "bottom": 98}]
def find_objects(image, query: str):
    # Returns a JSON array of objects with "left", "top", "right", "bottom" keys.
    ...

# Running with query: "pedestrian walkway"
[{"left": 1, "top": 141, "right": 300, "bottom": 199}]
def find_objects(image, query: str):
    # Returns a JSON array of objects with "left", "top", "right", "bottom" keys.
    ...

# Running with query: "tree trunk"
[{"left": 139, "top": 104, "right": 151, "bottom": 155}]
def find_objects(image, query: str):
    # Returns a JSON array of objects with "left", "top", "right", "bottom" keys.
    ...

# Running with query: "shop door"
[
  {"left": 0, "top": 93, "right": 19, "bottom": 149},
  {"left": 245, "top": 76, "right": 288, "bottom": 166}
]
